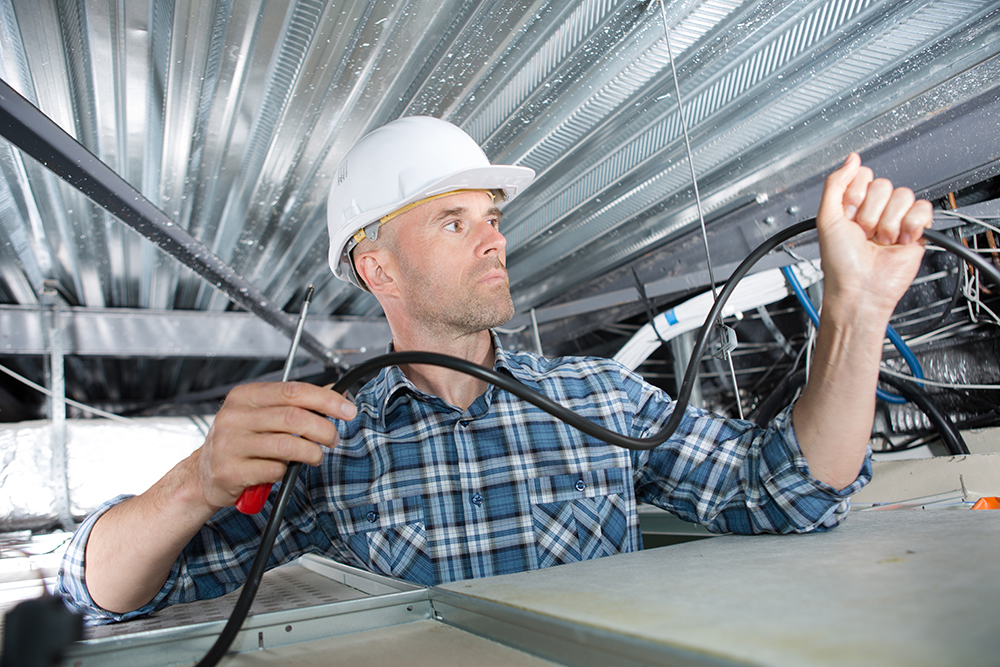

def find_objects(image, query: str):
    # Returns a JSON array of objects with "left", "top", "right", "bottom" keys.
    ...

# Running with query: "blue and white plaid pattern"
[{"left": 57, "top": 334, "right": 869, "bottom": 624}]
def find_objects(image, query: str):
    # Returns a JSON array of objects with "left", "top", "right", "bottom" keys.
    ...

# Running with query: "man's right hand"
[
  {"left": 83, "top": 381, "right": 356, "bottom": 614},
  {"left": 194, "top": 381, "right": 358, "bottom": 510}
]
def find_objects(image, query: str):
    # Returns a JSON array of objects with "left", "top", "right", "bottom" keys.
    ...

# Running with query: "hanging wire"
[
  {"left": 631, "top": 266, "right": 670, "bottom": 346},
  {"left": 657, "top": 0, "right": 744, "bottom": 418},
  {"left": 0, "top": 363, "right": 198, "bottom": 436},
  {"left": 658, "top": 2, "right": 717, "bottom": 297}
]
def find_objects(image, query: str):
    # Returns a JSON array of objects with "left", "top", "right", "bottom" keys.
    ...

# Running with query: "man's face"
[{"left": 385, "top": 190, "right": 515, "bottom": 336}]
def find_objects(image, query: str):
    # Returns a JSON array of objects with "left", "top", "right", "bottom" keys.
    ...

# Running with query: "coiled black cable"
[
  {"left": 195, "top": 220, "right": 1000, "bottom": 666},
  {"left": 877, "top": 374, "right": 971, "bottom": 456},
  {"left": 753, "top": 369, "right": 971, "bottom": 457}
]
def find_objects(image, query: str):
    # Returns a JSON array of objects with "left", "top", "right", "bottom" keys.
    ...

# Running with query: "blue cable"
[
  {"left": 884, "top": 324, "right": 924, "bottom": 387},
  {"left": 780, "top": 265, "right": 923, "bottom": 404}
]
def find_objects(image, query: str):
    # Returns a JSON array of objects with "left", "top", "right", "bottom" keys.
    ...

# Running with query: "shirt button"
[
  {"left": 471, "top": 493, "right": 483, "bottom": 506},
  {"left": 459, "top": 420, "right": 470, "bottom": 427},
  {"left": 575, "top": 480, "right": 587, "bottom": 492},
  {"left": 366, "top": 511, "right": 379, "bottom": 523}
]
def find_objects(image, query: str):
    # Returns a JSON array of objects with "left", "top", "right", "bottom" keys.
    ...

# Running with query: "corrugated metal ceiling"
[{"left": 1, "top": 0, "right": 998, "bottom": 414}]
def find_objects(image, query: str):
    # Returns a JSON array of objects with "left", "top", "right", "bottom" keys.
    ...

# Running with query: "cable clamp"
[{"left": 712, "top": 324, "right": 738, "bottom": 359}]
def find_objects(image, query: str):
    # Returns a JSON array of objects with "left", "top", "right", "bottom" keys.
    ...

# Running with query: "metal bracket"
[{"left": 712, "top": 323, "right": 738, "bottom": 360}]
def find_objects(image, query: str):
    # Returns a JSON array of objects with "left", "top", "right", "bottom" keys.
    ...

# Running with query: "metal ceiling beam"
[
  {"left": 504, "top": 1, "right": 1000, "bottom": 310},
  {"left": 512, "top": 63, "right": 1000, "bottom": 349},
  {"left": 506, "top": 238, "right": 821, "bottom": 331},
  {"left": 0, "top": 79, "right": 338, "bottom": 365},
  {"left": 0, "top": 304, "right": 390, "bottom": 361}
]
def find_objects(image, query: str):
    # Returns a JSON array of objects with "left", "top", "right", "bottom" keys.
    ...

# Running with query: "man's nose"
[{"left": 476, "top": 219, "right": 507, "bottom": 256}]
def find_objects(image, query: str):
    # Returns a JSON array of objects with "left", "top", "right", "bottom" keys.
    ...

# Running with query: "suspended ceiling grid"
[{"left": 0, "top": 0, "right": 999, "bottom": 413}]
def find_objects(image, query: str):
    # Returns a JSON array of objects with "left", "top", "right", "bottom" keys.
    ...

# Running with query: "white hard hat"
[{"left": 327, "top": 116, "right": 535, "bottom": 288}]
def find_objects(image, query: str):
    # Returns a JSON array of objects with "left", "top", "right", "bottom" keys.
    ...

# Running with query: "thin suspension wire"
[
  {"left": 0, "top": 362, "right": 197, "bottom": 435},
  {"left": 724, "top": 352, "right": 743, "bottom": 418},
  {"left": 658, "top": 1, "right": 716, "bottom": 296},
  {"left": 658, "top": 0, "right": 744, "bottom": 418}
]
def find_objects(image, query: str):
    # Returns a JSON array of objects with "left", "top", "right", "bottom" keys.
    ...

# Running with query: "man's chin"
[
  {"left": 466, "top": 292, "right": 514, "bottom": 333},
  {"left": 490, "top": 286, "right": 515, "bottom": 326},
  {"left": 491, "top": 303, "right": 516, "bottom": 329}
]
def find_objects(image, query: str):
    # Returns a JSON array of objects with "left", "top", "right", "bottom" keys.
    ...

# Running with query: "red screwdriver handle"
[{"left": 236, "top": 483, "right": 272, "bottom": 514}]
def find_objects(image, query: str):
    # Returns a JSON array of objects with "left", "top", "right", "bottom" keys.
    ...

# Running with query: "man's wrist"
[
  {"left": 157, "top": 450, "right": 225, "bottom": 523},
  {"left": 819, "top": 290, "right": 895, "bottom": 338}
]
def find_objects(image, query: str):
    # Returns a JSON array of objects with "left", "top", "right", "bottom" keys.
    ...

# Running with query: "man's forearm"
[
  {"left": 791, "top": 298, "right": 891, "bottom": 490},
  {"left": 84, "top": 452, "right": 218, "bottom": 614},
  {"left": 81, "top": 379, "right": 350, "bottom": 615},
  {"left": 792, "top": 154, "right": 932, "bottom": 490}
]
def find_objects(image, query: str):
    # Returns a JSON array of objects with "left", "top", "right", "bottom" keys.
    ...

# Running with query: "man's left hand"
[{"left": 816, "top": 152, "right": 933, "bottom": 318}]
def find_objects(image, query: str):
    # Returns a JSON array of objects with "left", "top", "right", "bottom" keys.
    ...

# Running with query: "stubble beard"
[
  {"left": 456, "top": 274, "right": 514, "bottom": 333},
  {"left": 404, "top": 256, "right": 515, "bottom": 337}
]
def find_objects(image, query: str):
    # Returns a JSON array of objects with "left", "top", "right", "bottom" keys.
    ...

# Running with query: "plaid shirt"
[{"left": 58, "top": 334, "right": 869, "bottom": 623}]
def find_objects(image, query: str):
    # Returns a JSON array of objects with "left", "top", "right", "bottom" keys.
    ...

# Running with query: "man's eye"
[
  {"left": 487, "top": 218, "right": 500, "bottom": 229},
  {"left": 444, "top": 221, "right": 460, "bottom": 232}
]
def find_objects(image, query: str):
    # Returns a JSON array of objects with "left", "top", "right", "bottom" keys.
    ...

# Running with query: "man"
[{"left": 58, "top": 117, "right": 932, "bottom": 623}]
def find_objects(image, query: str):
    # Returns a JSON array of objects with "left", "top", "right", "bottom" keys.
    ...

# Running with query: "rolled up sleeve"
[
  {"left": 55, "top": 480, "right": 319, "bottom": 626},
  {"left": 55, "top": 495, "right": 166, "bottom": 625},
  {"left": 633, "top": 396, "right": 871, "bottom": 535}
]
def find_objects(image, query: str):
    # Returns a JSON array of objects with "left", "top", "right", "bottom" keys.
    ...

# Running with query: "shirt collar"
[
  {"left": 371, "top": 330, "right": 514, "bottom": 422},
  {"left": 489, "top": 329, "right": 517, "bottom": 376}
]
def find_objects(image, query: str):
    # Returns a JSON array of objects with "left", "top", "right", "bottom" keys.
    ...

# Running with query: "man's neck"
[{"left": 390, "top": 328, "right": 495, "bottom": 411}]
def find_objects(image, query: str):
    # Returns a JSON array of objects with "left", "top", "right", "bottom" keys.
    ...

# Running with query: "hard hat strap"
[{"left": 351, "top": 189, "right": 498, "bottom": 245}]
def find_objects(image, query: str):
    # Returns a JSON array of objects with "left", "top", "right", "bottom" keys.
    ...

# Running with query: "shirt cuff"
[{"left": 761, "top": 403, "right": 873, "bottom": 531}]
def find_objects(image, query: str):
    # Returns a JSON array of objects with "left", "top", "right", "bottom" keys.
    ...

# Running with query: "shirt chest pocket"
[
  {"left": 528, "top": 468, "right": 631, "bottom": 569},
  {"left": 331, "top": 496, "right": 434, "bottom": 586}
]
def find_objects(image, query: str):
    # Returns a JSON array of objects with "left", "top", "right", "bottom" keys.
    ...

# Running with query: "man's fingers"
[
  {"left": 227, "top": 381, "right": 357, "bottom": 421},
  {"left": 842, "top": 165, "right": 874, "bottom": 224},
  {"left": 844, "top": 172, "right": 892, "bottom": 240},
  {"left": 818, "top": 153, "right": 862, "bottom": 224},
  {"left": 216, "top": 403, "right": 339, "bottom": 449},
  {"left": 234, "top": 456, "right": 293, "bottom": 490},
  {"left": 858, "top": 182, "right": 912, "bottom": 245},
  {"left": 252, "top": 432, "right": 326, "bottom": 469},
  {"left": 202, "top": 381, "right": 355, "bottom": 506},
  {"left": 210, "top": 442, "right": 309, "bottom": 500},
  {"left": 205, "top": 429, "right": 328, "bottom": 498},
  {"left": 821, "top": 154, "right": 932, "bottom": 247},
  {"left": 899, "top": 199, "right": 933, "bottom": 245}
]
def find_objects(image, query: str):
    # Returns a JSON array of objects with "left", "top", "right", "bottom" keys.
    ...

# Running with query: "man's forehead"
[
  {"left": 431, "top": 203, "right": 504, "bottom": 221},
  {"left": 409, "top": 190, "right": 500, "bottom": 221}
]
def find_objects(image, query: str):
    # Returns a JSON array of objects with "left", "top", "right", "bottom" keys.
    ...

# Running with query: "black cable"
[
  {"left": 752, "top": 369, "right": 808, "bottom": 427},
  {"left": 924, "top": 227, "right": 1000, "bottom": 290},
  {"left": 879, "top": 432, "right": 937, "bottom": 453},
  {"left": 877, "top": 375, "right": 970, "bottom": 456},
  {"left": 631, "top": 267, "right": 670, "bottom": 346},
  {"left": 928, "top": 262, "right": 964, "bottom": 328},
  {"left": 893, "top": 234, "right": 963, "bottom": 337},
  {"left": 194, "top": 460, "right": 303, "bottom": 667},
  {"left": 955, "top": 412, "right": 1000, "bottom": 430},
  {"left": 194, "top": 220, "right": 1000, "bottom": 666}
]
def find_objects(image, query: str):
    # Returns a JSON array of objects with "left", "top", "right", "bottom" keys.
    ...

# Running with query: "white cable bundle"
[{"left": 613, "top": 261, "right": 824, "bottom": 371}]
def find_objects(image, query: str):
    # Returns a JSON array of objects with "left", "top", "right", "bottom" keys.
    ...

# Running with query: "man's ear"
[{"left": 354, "top": 248, "right": 396, "bottom": 295}]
